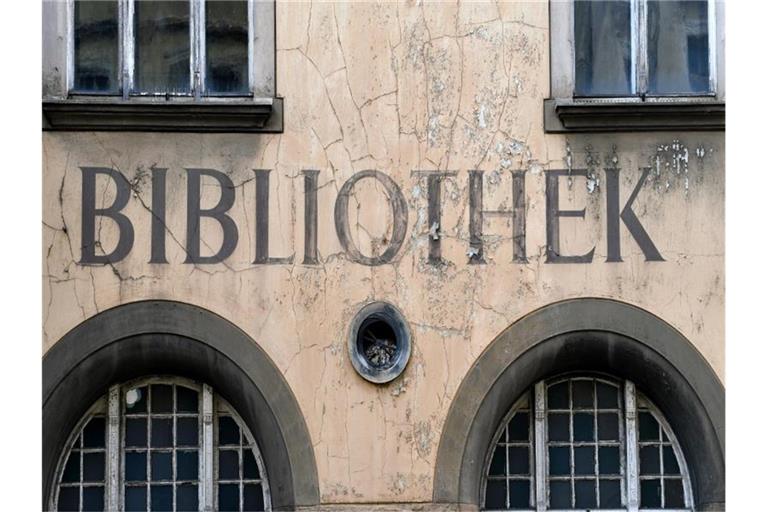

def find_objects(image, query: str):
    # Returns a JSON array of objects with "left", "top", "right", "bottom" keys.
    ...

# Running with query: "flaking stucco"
[{"left": 42, "top": 1, "right": 723, "bottom": 507}]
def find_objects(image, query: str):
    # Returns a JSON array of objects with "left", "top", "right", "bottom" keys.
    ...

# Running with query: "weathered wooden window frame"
[
  {"left": 42, "top": 0, "right": 282, "bottom": 132},
  {"left": 49, "top": 376, "right": 272, "bottom": 512},
  {"left": 481, "top": 376, "right": 694, "bottom": 512},
  {"left": 545, "top": 0, "right": 725, "bottom": 132}
]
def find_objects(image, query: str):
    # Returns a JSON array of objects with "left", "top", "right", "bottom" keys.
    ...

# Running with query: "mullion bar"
[
  {"left": 569, "top": 380, "right": 575, "bottom": 508},
  {"left": 593, "top": 380, "right": 601, "bottom": 508}
]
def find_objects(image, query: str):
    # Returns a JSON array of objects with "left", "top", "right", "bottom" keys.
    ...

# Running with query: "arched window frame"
[
  {"left": 49, "top": 376, "right": 272, "bottom": 512},
  {"left": 481, "top": 375, "right": 694, "bottom": 512}
]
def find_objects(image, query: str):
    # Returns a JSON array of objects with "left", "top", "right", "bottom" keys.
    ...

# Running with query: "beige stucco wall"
[{"left": 42, "top": 1, "right": 723, "bottom": 506}]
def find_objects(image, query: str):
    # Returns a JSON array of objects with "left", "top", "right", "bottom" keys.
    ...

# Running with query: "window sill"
[
  {"left": 543, "top": 98, "right": 724, "bottom": 133},
  {"left": 42, "top": 97, "right": 283, "bottom": 133}
]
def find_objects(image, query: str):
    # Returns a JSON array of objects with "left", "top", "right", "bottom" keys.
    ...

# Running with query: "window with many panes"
[
  {"left": 51, "top": 377, "right": 270, "bottom": 512},
  {"left": 69, "top": 0, "right": 261, "bottom": 98},
  {"left": 482, "top": 375, "right": 692, "bottom": 511}
]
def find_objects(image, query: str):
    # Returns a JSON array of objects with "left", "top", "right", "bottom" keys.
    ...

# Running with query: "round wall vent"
[{"left": 348, "top": 302, "right": 411, "bottom": 384}]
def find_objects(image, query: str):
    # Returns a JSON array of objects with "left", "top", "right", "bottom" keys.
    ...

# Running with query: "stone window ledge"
[
  {"left": 544, "top": 98, "right": 725, "bottom": 133},
  {"left": 42, "top": 97, "right": 283, "bottom": 133}
]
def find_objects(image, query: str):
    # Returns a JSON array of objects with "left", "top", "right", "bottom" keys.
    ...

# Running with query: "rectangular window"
[
  {"left": 73, "top": 0, "right": 120, "bottom": 93},
  {"left": 205, "top": 0, "right": 249, "bottom": 95},
  {"left": 574, "top": 0, "right": 714, "bottom": 98}
]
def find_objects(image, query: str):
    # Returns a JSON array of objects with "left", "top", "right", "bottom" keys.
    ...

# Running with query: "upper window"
[
  {"left": 574, "top": 0, "right": 713, "bottom": 97},
  {"left": 51, "top": 377, "right": 271, "bottom": 512},
  {"left": 482, "top": 375, "right": 692, "bottom": 511},
  {"left": 71, "top": 0, "right": 254, "bottom": 97}
]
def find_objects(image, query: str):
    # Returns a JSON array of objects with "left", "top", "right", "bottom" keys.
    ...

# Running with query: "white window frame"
[
  {"left": 549, "top": 0, "right": 725, "bottom": 102},
  {"left": 481, "top": 376, "right": 694, "bottom": 512},
  {"left": 49, "top": 376, "right": 272, "bottom": 512},
  {"left": 59, "top": 0, "right": 275, "bottom": 100}
]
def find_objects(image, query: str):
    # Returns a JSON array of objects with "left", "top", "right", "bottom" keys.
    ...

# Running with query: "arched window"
[
  {"left": 50, "top": 376, "right": 270, "bottom": 512},
  {"left": 482, "top": 375, "right": 692, "bottom": 511}
]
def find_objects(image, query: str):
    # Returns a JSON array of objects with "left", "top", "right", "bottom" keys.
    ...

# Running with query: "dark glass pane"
[
  {"left": 177, "top": 450, "right": 199, "bottom": 481},
  {"left": 62, "top": 452, "right": 80, "bottom": 483},
  {"left": 647, "top": 0, "right": 710, "bottom": 94},
  {"left": 640, "top": 479, "right": 662, "bottom": 508},
  {"left": 150, "top": 484, "right": 173, "bottom": 511},
  {"left": 547, "top": 381, "right": 569, "bottom": 409},
  {"left": 74, "top": 0, "right": 119, "bottom": 93},
  {"left": 574, "top": 446, "right": 595, "bottom": 476},
  {"left": 549, "top": 480, "right": 571, "bottom": 508},
  {"left": 83, "top": 417, "right": 106, "bottom": 448},
  {"left": 218, "top": 483, "right": 239, "bottom": 511},
  {"left": 665, "top": 478, "right": 685, "bottom": 508},
  {"left": 219, "top": 449, "right": 240, "bottom": 480},
  {"left": 575, "top": 479, "right": 597, "bottom": 508},
  {"left": 548, "top": 413, "right": 569, "bottom": 442},
  {"left": 219, "top": 416, "right": 241, "bottom": 446},
  {"left": 598, "top": 446, "right": 620, "bottom": 475},
  {"left": 663, "top": 446, "right": 681, "bottom": 475},
  {"left": 151, "top": 452, "right": 173, "bottom": 481},
  {"left": 134, "top": 0, "right": 191, "bottom": 94},
  {"left": 508, "top": 447, "right": 529, "bottom": 475},
  {"left": 177, "top": 483, "right": 199, "bottom": 512},
  {"left": 125, "top": 486, "right": 147, "bottom": 512},
  {"left": 488, "top": 445, "right": 506, "bottom": 476},
  {"left": 574, "top": 0, "right": 632, "bottom": 96},
  {"left": 244, "top": 483, "right": 265, "bottom": 511},
  {"left": 151, "top": 418, "right": 173, "bottom": 448},
  {"left": 206, "top": 0, "right": 249, "bottom": 94},
  {"left": 58, "top": 487, "right": 79, "bottom": 512},
  {"left": 125, "top": 452, "right": 147, "bottom": 482},
  {"left": 125, "top": 387, "right": 147, "bottom": 414},
  {"left": 151, "top": 384, "right": 173, "bottom": 413},
  {"left": 596, "top": 382, "right": 619, "bottom": 409},
  {"left": 509, "top": 479, "right": 530, "bottom": 509},
  {"left": 243, "top": 449, "right": 260, "bottom": 479},
  {"left": 82, "top": 452, "right": 105, "bottom": 482},
  {"left": 176, "top": 387, "right": 199, "bottom": 413},
  {"left": 599, "top": 479, "right": 622, "bottom": 508},
  {"left": 639, "top": 412, "right": 660, "bottom": 441},
  {"left": 640, "top": 446, "right": 661, "bottom": 475},
  {"left": 598, "top": 413, "right": 619, "bottom": 441},
  {"left": 572, "top": 380, "right": 594, "bottom": 408},
  {"left": 549, "top": 446, "right": 570, "bottom": 476},
  {"left": 484, "top": 479, "right": 506, "bottom": 509},
  {"left": 83, "top": 486, "right": 105, "bottom": 512},
  {"left": 508, "top": 412, "right": 529, "bottom": 442},
  {"left": 177, "top": 417, "right": 199, "bottom": 447},
  {"left": 574, "top": 413, "right": 594, "bottom": 442},
  {"left": 126, "top": 418, "right": 148, "bottom": 448}
]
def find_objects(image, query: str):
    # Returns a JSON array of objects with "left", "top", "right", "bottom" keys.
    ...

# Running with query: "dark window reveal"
[
  {"left": 206, "top": 0, "right": 249, "bottom": 94},
  {"left": 73, "top": 0, "right": 119, "bottom": 93}
]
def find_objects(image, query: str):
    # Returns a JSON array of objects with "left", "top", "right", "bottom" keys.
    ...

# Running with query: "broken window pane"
[
  {"left": 74, "top": 0, "right": 119, "bottom": 93},
  {"left": 574, "top": 0, "right": 633, "bottom": 96},
  {"left": 134, "top": 0, "right": 191, "bottom": 94},
  {"left": 647, "top": 0, "right": 710, "bottom": 94},
  {"left": 206, "top": 0, "right": 249, "bottom": 94}
]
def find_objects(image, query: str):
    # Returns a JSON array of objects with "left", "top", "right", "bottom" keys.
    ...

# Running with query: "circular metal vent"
[{"left": 348, "top": 302, "right": 411, "bottom": 384}]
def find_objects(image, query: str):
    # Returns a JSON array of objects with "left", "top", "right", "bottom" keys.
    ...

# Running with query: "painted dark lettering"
[
  {"left": 80, "top": 167, "right": 135, "bottom": 264},
  {"left": 149, "top": 168, "right": 168, "bottom": 264},
  {"left": 302, "top": 170, "right": 319, "bottom": 265},
  {"left": 412, "top": 171, "right": 457, "bottom": 265},
  {"left": 334, "top": 170, "right": 408, "bottom": 266},
  {"left": 254, "top": 169, "right": 294, "bottom": 265},
  {"left": 184, "top": 168, "right": 238, "bottom": 264},
  {"left": 605, "top": 167, "right": 664, "bottom": 262},
  {"left": 545, "top": 169, "right": 595, "bottom": 264}
]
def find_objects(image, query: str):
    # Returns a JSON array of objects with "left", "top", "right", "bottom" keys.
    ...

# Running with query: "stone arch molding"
[
  {"left": 433, "top": 298, "right": 725, "bottom": 511},
  {"left": 42, "top": 300, "right": 320, "bottom": 511}
]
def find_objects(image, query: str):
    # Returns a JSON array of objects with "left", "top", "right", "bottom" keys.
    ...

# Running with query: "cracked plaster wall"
[{"left": 42, "top": 1, "right": 723, "bottom": 506}]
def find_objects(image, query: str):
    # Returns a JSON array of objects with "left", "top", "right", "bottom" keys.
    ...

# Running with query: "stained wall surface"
[{"left": 42, "top": 1, "right": 724, "bottom": 506}]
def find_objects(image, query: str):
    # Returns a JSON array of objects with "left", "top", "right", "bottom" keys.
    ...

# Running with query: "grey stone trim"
[
  {"left": 42, "top": 300, "right": 319, "bottom": 511},
  {"left": 42, "top": 97, "right": 284, "bottom": 133},
  {"left": 544, "top": 98, "right": 725, "bottom": 133},
  {"left": 432, "top": 298, "right": 724, "bottom": 510}
]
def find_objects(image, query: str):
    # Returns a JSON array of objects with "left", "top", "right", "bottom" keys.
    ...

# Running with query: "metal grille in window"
[
  {"left": 51, "top": 377, "right": 271, "bottom": 512},
  {"left": 481, "top": 375, "right": 693, "bottom": 511}
]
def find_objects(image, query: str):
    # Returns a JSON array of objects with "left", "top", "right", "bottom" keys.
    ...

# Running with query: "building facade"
[{"left": 42, "top": 1, "right": 725, "bottom": 511}]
